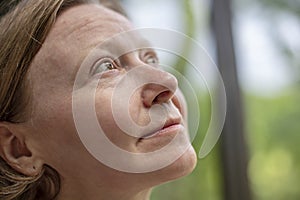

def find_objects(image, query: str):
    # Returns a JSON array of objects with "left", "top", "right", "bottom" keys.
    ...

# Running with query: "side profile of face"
[{"left": 18, "top": 4, "right": 196, "bottom": 199}]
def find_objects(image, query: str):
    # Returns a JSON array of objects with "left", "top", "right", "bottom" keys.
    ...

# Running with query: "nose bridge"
[
  {"left": 117, "top": 52, "right": 178, "bottom": 105},
  {"left": 145, "top": 65, "right": 178, "bottom": 91},
  {"left": 119, "top": 52, "right": 178, "bottom": 92},
  {"left": 119, "top": 51, "right": 140, "bottom": 70}
]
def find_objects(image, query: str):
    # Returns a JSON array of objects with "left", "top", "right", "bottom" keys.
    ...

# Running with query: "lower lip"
[{"left": 143, "top": 124, "right": 184, "bottom": 139}]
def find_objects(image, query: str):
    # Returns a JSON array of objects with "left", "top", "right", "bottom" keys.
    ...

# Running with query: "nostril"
[
  {"left": 142, "top": 86, "right": 175, "bottom": 108},
  {"left": 141, "top": 71, "right": 178, "bottom": 107},
  {"left": 153, "top": 91, "right": 173, "bottom": 104}
]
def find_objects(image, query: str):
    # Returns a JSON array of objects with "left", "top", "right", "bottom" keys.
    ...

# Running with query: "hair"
[{"left": 0, "top": 0, "right": 125, "bottom": 199}]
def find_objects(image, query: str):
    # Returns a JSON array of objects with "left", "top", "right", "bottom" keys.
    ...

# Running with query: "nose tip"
[{"left": 142, "top": 71, "right": 178, "bottom": 107}]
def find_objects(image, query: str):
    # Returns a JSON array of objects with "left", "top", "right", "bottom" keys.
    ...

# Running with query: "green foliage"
[
  {"left": 152, "top": 88, "right": 300, "bottom": 200},
  {"left": 245, "top": 89, "right": 300, "bottom": 200},
  {"left": 172, "top": 0, "right": 196, "bottom": 75},
  {"left": 242, "top": 0, "right": 300, "bottom": 82}
]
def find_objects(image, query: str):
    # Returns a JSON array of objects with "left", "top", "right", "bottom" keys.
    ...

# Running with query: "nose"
[{"left": 141, "top": 70, "right": 178, "bottom": 107}]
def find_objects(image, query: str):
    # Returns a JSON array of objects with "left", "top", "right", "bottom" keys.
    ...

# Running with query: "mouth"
[{"left": 140, "top": 117, "right": 183, "bottom": 139}]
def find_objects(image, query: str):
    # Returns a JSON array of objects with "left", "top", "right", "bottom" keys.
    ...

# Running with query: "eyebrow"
[{"left": 82, "top": 38, "right": 155, "bottom": 72}]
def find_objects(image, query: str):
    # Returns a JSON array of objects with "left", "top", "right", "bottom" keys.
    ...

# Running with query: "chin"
[{"left": 154, "top": 145, "right": 197, "bottom": 184}]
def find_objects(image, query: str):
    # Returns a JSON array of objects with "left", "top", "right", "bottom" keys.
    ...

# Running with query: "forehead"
[
  {"left": 29, "top": 4, "right": 133, "bottom": 86},
  {"left": 53, "top": 4, "right": 132, "bottom": 48}
]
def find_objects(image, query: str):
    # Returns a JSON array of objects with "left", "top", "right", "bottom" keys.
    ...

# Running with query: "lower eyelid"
[{"left": 92, "top": 68, "right": 119, "bottom": 79}]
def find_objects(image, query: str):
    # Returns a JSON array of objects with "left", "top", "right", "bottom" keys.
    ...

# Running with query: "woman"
[{"left": 0, "top": 0, "right": 197, "bottom": 199}]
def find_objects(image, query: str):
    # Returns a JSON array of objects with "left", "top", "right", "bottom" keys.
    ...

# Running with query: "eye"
[
  {"left": 93, "top": 58, "right": 117, "bottom": 74},
  {"left": 143, "top": 52, "right": 159, "bottom": 66}
]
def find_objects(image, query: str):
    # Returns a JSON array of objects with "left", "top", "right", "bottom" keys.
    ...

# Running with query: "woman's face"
[{"left": 26, "top": 4, "right": 196, "bottom": 193}]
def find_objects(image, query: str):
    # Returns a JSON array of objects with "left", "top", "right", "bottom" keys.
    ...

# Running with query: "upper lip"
[
  {"left": 162, "top": 118, "right": 181, "bottom": 129},
  {"left": 141, "top": 117, "right": 182, "bottom": 139}
]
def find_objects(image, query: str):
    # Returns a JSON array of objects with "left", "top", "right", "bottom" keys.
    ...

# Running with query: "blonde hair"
[{"left": 0, "top": 0, "right": 125, "bottom": 199}]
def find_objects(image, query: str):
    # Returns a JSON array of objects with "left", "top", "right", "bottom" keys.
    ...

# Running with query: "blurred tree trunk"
[{"left": 210, "top": 0, "right": 252, "bottom": 200}]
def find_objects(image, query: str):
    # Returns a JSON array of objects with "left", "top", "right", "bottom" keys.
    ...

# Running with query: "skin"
[{"left": 0, "top": 4, "right": 197, "bottom": 200}]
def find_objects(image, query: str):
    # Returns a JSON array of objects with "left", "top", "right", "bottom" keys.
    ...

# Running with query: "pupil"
[
  {"left": 149, "top": 58, "right": 156, "bottom": 63},
  {"left": 106, "top": 62, "right": 113, "bottom": 69}
]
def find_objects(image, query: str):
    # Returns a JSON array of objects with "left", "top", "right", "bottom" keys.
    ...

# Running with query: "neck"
[{"left": 57, "top": 180, "right": 152, "bottom": 200}]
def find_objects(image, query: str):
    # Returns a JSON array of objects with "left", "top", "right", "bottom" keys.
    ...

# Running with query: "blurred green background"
[{"left": 121, "top": 0, "right": 300, "bottom": 199}]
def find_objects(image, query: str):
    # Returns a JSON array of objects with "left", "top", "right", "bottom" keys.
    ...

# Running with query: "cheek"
[
  {"left": 31, "top": 95, "right": 74, "bottom": 137},
  {"left": 129, "top": 90, "right": 150, "bottom": 126},
  {"left": 30, "top": 95, "right": 87, "bottom": 165},
  {"left": 172, "top": 90, "right": 188, "bottom": 119},
  {"left": 95, "top": 89, "right": 137, "bottom": 151}
]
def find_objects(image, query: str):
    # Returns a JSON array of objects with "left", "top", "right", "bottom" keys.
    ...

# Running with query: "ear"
[{"left": 0, "top": 123, "right": 43, "bottom": 176}]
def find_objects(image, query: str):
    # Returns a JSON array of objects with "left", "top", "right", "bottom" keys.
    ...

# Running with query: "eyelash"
[
  {"left": 92, "top": 57, "right": 118, "bottom": 75},
  {"left": 142, "top": 52, "right": 159, "bottom": 66},
  {"left": 92, "top": 51, "right": 159, "bottom": 75}
]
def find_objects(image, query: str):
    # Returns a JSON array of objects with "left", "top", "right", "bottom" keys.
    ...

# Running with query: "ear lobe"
[{"left": 0, "top": 125, "right": 43, "bottom": 176}]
